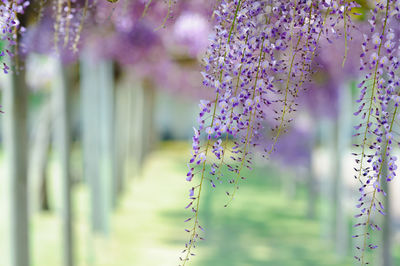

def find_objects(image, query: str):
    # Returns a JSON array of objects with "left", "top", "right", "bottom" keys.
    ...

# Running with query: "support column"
[{"left": 3, "top": 65, "right": 30, "bottom": 266}]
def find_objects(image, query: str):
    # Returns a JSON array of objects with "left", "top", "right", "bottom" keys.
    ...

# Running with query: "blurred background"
[{"left": 1, "top": 1, "right": 400, "bottom": 266}]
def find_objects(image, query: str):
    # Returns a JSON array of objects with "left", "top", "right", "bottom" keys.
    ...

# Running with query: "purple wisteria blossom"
[
  {"left": 181, "top": 1, "right": 360, "bottom": 265},
  {"left": 0, "top": 0, "right": 30, "bottom": 73},
  {"left": 352, "top": 1, "right": 400, "bottom": 264}
]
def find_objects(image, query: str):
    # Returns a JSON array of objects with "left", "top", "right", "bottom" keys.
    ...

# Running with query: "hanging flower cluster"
[
  {"left": 181, "top": 0, "right": 359, "bottom": 265},
  {"left": 0, "top": 0, "right": 175, "bottom": 73},
  {"left": 56, "top": 0, "right": 176, "bottom": 53},
  {"left": 0, "top": 0, "right": 29, "bottom": 73},
  {"left": 52, "top": 0, "right": 92, "bottom": 53},
  {"left": 352, "top": 0, "right": 400, "bottom": 264},
  {"left": 3, "top": 0, "right": 400, "bottom": 265}
]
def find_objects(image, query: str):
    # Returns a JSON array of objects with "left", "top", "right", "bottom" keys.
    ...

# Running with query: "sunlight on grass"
[{"left": 1, "top": 142, "right": 363, "bottom": 265}]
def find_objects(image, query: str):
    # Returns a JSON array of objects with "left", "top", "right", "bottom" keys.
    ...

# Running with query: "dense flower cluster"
[
  {"left": 352, "top": 0, "right": 400, "bottom": 264},
  {"left": 0, "top": 0, "right": 29, "bottom": 73},
  {"left": 181, "top": 0, "right": 359, "bottom": 265}
]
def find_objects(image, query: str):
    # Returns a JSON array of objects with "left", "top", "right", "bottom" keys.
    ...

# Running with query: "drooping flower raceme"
[
  {"left": 0, "top": 0, "right": 30, "bottom": 73},
  {"left": 181, "top": 1, "right": 358, "bottom": 265},
  {"left": 352, "top": 0, "right": 400, "bottom": 264},
  {"left": 0, "top": 0, "right": 175, "bottom": 61}
]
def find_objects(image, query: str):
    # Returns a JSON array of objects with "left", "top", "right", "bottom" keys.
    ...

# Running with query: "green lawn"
[{"left": 1, "top": 142, "right": 391, "bottom": 265}]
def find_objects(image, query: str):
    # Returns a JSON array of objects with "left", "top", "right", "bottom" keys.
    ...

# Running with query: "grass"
[
  {"left": 0, "top": 141, "right": 384, "bottom": 265},
  {"left": 182, "top": 162, "right": 354, "bottom": 266}
]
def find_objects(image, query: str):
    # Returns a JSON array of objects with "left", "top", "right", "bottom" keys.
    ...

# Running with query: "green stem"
[
  {"left": 182, "top": 1, "right": 243, "bottom": 264},
  {"left": 227, "top": 36, "right": 266, "bottom": 205}
]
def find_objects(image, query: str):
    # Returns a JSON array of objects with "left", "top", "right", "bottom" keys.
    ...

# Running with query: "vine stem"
[
  {"left": 72, "top": 0, "right": 88, "bottom": 53},
  {"left": 182, "top": 1, "right": 243, "bottom": 264},
  {"left": 155, "top": 0, "right": 173, "bottom": 30},
  {"left": 54, "top": 0, "right": 63, "bottom": 52},
  {"left": 267, "top": 2, "right": 331, "bottom": 158},
  {"left": 267, "top": 35, "right": 302, "bottom": 156},
  {"left": 284, "top": 5, "right": 330, "bottom": 124},
  {"left": 360, "top": 105, "right": 397, "bottom": 265},
  {"left": 214, "top": 34, "right": 249, "bottom": 179},
  {"left": 359, "top": 3, "right": 390, "bottom": 264},
  {"left": 226, "top": 36, "right": 266, "bottom": 206},
  {"left": 63, "top": 0, "right": 72, "bottom": 48},
  {"left": 356, "top": 0, "right": 389, "bottom": 184},
  {"left": 142, "top": 0, "right": 153, "bottom": 18},
  {"left": 37, "top": 0, "right": 45, "bottom": 23},
  {"left": 267, "top": 1, "right": 311, "bottom": 156}
]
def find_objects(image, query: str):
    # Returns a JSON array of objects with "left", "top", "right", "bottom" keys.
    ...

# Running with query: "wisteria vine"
[
  {"left": 1, "top": 0, "right": 400, "bottom": 265},
  {"left": 0, "top": 0, "right": 174, "bottom": 72},
  {"left": 181, "top": 0, "right": 368, "bottom": 265},
  {"left": 0, "top": 0, "right": 29, "bottom": 73},
  {"left": 352, "top": 0, "right": 400, "bottom": 264}
]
